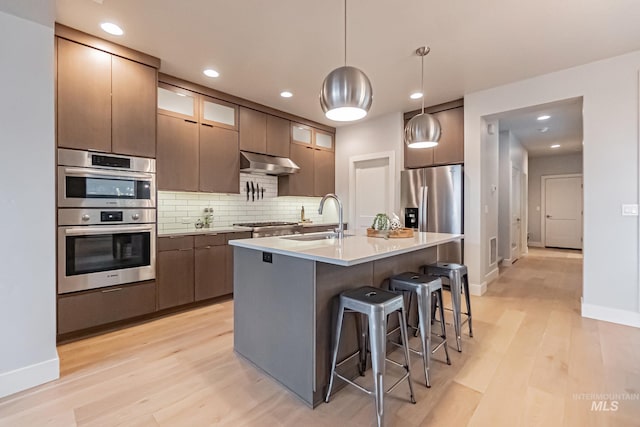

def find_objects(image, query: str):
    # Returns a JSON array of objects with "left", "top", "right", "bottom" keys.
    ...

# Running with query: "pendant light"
[
  {"left": 405, "top": 46, "right": 441, "bottom": 148},
  {"left": 319, "top": 0, "right": 373, "bottom": 122}
]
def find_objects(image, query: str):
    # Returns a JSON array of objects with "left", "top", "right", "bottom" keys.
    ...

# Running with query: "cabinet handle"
[
  {"left": 102, "top": 288, "right": 123, "bottom": 293},
  {"left": 201, "top": 123, "right": 213, "bottom": 128},
  {"left": 184, "top": 119, "right": 197, "bottom": 124}
]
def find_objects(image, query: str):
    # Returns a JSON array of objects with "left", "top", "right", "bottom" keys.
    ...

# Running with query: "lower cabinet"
[
  {"left": 157, "top": 236, "right": 195, "bottom": 310},
  {"left": 57, "top": 280, "right": 156, "bottom": 335},
  {"left": 194, "top": 234, "right": 227, "bottom": 301}
]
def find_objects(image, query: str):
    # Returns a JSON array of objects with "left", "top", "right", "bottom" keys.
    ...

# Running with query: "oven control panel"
[{"left": 58, "top": 208, "right": 155, "bottom": 226}]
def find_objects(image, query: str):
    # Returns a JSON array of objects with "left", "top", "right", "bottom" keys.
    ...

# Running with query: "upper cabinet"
[
  {"left": 404, "top": 102, "right": 464, "bottom": 169},
  {"left": 239, "top": 107, "right": 267, "bottom": 153},
  {"left": 279, "top": 123, "right": 335, "bottom": 197},
  {"left": 201, "top": 96, "right": 237, "bottom": 130},
  {"left": 55, "top": 25, "right": 159, "bottom": 158},
  {"left": 157, "top": 83, "right": 198, "bottom": 120},
  {"left": 266, "top": 115, "right": 290, "bottom": 158}
]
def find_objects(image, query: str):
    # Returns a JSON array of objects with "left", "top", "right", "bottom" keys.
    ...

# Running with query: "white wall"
[
  {"left": 0, "top": 10, "right": 58, "bottom": 397},
  {"left": 465, "top": 50, "right": 640, "bottom": 325},
  {"left": 480, "top": 120, "right": 500, "bottom": 288},
  {"left": 335, "top": 112, "right": 403, "bottom": 220},
  {"left": 498, "top": 131, "right": 528, "bottom": 260},
  {"left": 528, "top": 153, "right": 583, "bottom": 244}
]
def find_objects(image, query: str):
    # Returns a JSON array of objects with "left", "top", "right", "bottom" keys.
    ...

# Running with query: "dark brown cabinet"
[
  {"left": 279, "top": 144, "right": 335, "bottom": 197},
  {"left": 225, "top": 232, "right": 252, "bottom": 295},
  {"left": 157, "top": 114, "right": 199, "bottom": 191},
  {"left": 194, "top": 234, "right": 227, "bottom": 301},
  {"left": 433, "top": 107, "right": 464, "bottom": 165},
  {"left": 314, "top": 149, "right": 335, "bottom": 196},
  {"left": 157, "top": 236, "right": 195, "bottom": 310},
  {"left": 56, "top": 37, "right": 158, "bottom": 157},
  {"left": 266, "top": 115, "right": 290, "bottom": 157},
  {"left": 111, "top": 56, "right": 157, "bottom": 158},
  {"left": 279, "top": 143, "right": 315, "bottom": 196},
  {"left": 57, "top": 281, "right": 156, "bottom": 335},
  {"left": 57, "top": 38, "right": 112, "bottom": 153},
  {"left": 404, "top": 104, "right": 464, "bottom": 168},
  {"left": 239, "top": 107, "right": 267, "bottom": 154},
  {"left": 199, "top": 125, "right": 240, "bottom": 193}
]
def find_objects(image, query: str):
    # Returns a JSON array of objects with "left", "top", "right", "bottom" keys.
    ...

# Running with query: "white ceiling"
[
  {"left": 498, "top": 98, "right": 583, "bottom": 158},
  {"left": 55, "top": 0, "right": 640, "bottom": 127}
]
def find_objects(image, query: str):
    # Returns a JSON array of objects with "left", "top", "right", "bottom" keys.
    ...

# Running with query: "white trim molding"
[
  {"left": 582, "top": 300, "right": 640, "bottom": 328},
  {"left": 347, "top": 150, "right": 396, "bottom": 231},
  {"left": 0, "top": 357, "right": 59, "bottom": 399},
  {"left": 469, "top": 281, "right": 487, "bottom": 296}
]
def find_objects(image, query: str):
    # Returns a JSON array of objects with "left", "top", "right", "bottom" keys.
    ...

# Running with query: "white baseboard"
[
  {"left": 469, "top": 281, "right": 487, "bottom": 296},
  {"left": 485, "top": 267, "right": 499, "bottom": 284},
  {"left": 501, "top": 258, "right": 513, "bottom": 267},
  {"left": 528, "top": 241, "right": 543, "bottom": 248},
  {"left": 0, "top": 357, "right": 59, "bottom": 399},
  {"left": 581, "top": 301, "right": 640, "bottom": 328}
]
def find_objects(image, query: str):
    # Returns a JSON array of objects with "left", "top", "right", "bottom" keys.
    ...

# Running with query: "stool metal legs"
[{"left": 325, "top": 290, "right": 416, "bottom": 427}]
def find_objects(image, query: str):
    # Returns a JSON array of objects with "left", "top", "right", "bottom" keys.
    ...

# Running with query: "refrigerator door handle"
[{"left": 420, "top": 185, "right": 428, "bottom": 232}]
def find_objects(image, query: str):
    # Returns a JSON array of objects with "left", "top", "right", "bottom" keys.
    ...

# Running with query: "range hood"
[{"left": 239, "top": 151, "right": 300, "bottom": 175}]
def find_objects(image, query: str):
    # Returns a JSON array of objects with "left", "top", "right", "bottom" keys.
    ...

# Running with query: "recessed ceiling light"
[
  {"left": 539, "top": 127, "right": 549, "bottom": 133},
  {"left": 550, "top": 144, "right": 561, "bottom": 148},
  {"left": 100, "top": 22, "right": 123, "bottom": 36},
  {"left": 410, "top": 92, "right": 423, "bottom": 100},
  {"left": 280, "top": 91, "right": 293, "bottom": 98},
  {"left": 537, "top": 115, "right": 551, "bottom": 121},
  {"left": 203, "top": 69, "right": 219, "bottom": 78}
]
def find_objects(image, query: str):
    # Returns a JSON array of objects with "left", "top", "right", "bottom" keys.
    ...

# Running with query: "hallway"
[{"left": 0, "top": 249, "right": 638, "bottom": 426}]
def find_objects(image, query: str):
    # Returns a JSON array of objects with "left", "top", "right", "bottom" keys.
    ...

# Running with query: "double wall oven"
[{"left": 57, "top": 149, "right": 156, "bottom": 294}]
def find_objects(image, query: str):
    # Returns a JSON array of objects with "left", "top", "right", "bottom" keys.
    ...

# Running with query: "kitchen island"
[{"left": 229, "top": 232, "right": 463, "bottom": 407}]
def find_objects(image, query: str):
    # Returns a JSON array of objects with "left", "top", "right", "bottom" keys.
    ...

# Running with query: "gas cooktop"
[{"left": 233, "top": 221, "right": 298, "bottom": 227}]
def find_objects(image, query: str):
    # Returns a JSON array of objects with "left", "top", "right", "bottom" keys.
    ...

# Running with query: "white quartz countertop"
[{"left": 229, "top": 232, "right": 463, "bottom": 266}]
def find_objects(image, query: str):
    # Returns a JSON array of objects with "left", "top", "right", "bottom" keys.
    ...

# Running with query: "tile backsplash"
[{"left": 158, "top": 173, "right": 339, "bottom": 233}]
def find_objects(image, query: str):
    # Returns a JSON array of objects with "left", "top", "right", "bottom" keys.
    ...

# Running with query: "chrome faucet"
[{"left": 318, "top": 193, "right": 344, "bottom": 239}]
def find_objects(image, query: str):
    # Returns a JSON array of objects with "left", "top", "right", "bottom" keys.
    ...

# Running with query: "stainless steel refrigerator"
[{"left": 401, "top": 165, "right": 463, "bottom": 263}]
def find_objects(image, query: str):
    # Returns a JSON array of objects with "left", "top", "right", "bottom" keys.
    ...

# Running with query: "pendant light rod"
[
  {"left": 344, "top": 0, "right": 347, "bottom": 66},
  {"left": 416, "top": 46, "right": 430, "bottom": 113}
]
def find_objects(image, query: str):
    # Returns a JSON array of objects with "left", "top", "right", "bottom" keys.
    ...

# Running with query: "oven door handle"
[
  {"left": 62, "top": 167, "right": 155, "bottom": 181},
  {"left": 65, "top": 225, "right": 155, "bottom": 235}
]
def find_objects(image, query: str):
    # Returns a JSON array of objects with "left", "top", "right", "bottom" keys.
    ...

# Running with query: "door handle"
[{"left": 546, "top": 215, "right": 552, "bottom": 218}]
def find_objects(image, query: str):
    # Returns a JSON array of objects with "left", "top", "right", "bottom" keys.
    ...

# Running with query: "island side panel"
[{"left": 233, "top": 246, "right": 316, "bottom": 406}]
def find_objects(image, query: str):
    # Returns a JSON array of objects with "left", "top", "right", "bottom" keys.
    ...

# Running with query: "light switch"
[
  {"left": 484, "top": 205, "right": 489, "bottom": 214},
  {"left": 622, "top": 204, "right": 639, "bottom": 216}
]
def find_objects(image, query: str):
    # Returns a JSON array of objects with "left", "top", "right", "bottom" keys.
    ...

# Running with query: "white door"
[
  {"left": 511, "top": 167, "right": 522, "bottom": 261},
  {"left": 544, "top": 176, "right": 583, "bottom": 249},
  {"left": 354, "top": 158, "right": 390, "bottom": 231}
]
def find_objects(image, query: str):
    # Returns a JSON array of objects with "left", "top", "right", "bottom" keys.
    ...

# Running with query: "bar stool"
[
  {"left": 389, "top": 273, "right": 451, "bottom": 388},
  {"left": 325, "top": 286, "right": 416, "bottom": 427},
  {"left": 422, "top": 263, "right": 473, "bottom": 352}
]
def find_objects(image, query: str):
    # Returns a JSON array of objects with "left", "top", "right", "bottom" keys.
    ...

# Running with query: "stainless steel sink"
[{"left": 281, "top": 232, "right": 353, "bottom": 241}]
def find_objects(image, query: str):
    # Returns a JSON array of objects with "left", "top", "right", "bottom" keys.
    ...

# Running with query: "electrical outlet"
[
  {"left": 262, "top": 252, "right": 273, "bottom": 263},
  {"left": 181, "top": 217, "right": 193, "bottom": 224},
  {"left": 622, "top": 204, "right": 638, "bottom": 216}
]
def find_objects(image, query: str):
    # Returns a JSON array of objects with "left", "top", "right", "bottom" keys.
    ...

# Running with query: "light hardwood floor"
[{"left": 1, "top": 248, "right": 639, "bottom": 426}]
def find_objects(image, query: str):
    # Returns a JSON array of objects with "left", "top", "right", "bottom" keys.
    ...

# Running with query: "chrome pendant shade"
[
  {"left": 319, "top": 0, "right": 373, "bottom": 122},
  {"left": 405, "top": 46, "right": 441, "bottom": 148},
  {"left": 405, "top": 113, "right": 441, "bottom": 148},
  {"left": 320, "top": 66, "right": 373, "bottom": 122}
]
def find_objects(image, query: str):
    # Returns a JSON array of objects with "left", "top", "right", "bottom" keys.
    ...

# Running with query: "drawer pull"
[
  {"left": 102, "top": 288, "right": 123, "bottom": 293},
  {"left": 178, "top": 248, "right": 192, "bottom": 251}
]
